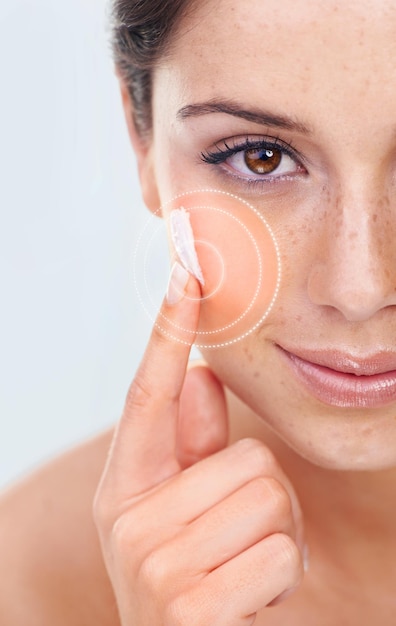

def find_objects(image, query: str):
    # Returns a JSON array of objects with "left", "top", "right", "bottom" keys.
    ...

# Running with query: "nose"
[{"left": 307, "top": 186, "right": 396, "bottom": 322}]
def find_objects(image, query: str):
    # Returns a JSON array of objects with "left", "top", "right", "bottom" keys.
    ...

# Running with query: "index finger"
[{"left": 102, "top": 262, "right": 201, "bottom": 498}]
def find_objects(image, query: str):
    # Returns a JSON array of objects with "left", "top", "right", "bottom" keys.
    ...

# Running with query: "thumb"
[{"left": 177, "top": 362, "right": 228, "bottom": 469}]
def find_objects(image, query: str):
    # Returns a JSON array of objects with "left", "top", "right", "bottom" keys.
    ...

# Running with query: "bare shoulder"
[{"left": 0, "top": 429, "right": 120, "bottom": 626}]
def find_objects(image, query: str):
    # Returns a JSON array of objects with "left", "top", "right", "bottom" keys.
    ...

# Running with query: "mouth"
[{"left": 277, "top": 345, "right": 396, "bottom": 408}]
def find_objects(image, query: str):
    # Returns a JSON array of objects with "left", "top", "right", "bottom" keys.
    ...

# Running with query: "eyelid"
[
  {"left": 200, "top": 134, "right": 309, "bottom": 185},
  {"left": 202, "top": 134, "right": 304, "bottom": 163}
]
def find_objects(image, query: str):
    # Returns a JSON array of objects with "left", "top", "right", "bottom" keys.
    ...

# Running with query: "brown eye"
[{"left": 244, "top": 147, "right": 282, "bottom": 174}]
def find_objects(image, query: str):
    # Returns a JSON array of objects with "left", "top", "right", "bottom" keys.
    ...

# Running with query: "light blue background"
[{"left": 0, "top": 0, "right": 168, "bottom": 488}]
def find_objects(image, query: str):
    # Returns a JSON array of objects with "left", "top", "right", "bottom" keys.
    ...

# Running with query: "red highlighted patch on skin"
[{"left": 164, "top": 190, "right": 281, "bottom": 348}]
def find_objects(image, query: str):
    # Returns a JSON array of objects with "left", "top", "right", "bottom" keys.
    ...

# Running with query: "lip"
[{"left": 277, "top": 345, "right": 396, "bottom": 408}]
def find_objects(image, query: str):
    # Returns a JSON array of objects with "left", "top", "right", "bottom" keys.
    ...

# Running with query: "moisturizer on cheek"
[
  {"left": 170, "top": 208, "right": 205, "bottom": 285},
  {"left": 165, "top": 190, "right": 281, "bottom": 349}
]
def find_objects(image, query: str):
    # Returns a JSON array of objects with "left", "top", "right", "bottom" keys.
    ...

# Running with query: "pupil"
[{"left": 244, "top": 147, "right": 281, "bottom": 174}]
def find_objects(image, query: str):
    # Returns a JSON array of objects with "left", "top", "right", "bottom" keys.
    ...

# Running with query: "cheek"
[{"left": 166, "top": 190, "right": 281, "bottom": 348}]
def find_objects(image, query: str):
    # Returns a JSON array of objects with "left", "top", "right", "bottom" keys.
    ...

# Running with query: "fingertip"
[
  {"left": 177, "top": 364, "right": 228, "bottom": 468},
  {"left": 151, "top": 263, "right": 202, "bottom": 353},
  {"left": 182, "top": 364, "right": 227, "bottom": 418},
  {"left": 166, "top": 261, "right": 190, "bottom": 305},
  {"left": 267, "top": 584, "right": 299, "bottom": 607}
]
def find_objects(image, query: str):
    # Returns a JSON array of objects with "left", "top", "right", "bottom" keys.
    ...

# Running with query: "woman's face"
[{"left": 135, "top": 0, "right": 396, "bottom": 470}]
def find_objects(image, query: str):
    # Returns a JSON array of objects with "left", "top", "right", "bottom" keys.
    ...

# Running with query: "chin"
[
  {"left": 201, "top": 342, "right": 396, "bottom": 473},
  {"left": 285, "top": 434, "right": 396, "bottom": 472},
  {"left": 257, "top": 400, "right": 396, "bottom": 473}
]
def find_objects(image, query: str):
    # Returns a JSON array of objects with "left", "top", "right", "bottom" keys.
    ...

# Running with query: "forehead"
[{"left": 155, "top": 0, "right": 396, "bottom": 129}]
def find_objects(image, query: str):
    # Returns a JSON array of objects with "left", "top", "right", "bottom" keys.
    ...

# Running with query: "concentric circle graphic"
[{"left": 133, "top": 189, "right": 281, "bottom": 348}]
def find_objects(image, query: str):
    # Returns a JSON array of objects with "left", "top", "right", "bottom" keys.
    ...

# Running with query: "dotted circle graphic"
[
  {"left": 132, "top": 189, "right": 281, "bottom": 348},
  {"left": 156, "top": 205, "right": 262, "bottom": 336}
]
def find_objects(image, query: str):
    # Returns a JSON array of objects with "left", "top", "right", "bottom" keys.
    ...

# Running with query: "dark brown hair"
[{"left": 110, "top": 0, "right": 194, "bottom": 136}]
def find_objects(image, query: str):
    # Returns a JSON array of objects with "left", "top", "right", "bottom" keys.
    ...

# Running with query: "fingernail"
[
  {"left": 268, "top": 585, "right": 298, "bottom": 607},
  {"left": 170, "top": 208, "right": 205, "bottom": 285},
  {"left": 303, "top": 543, "right": 310, "bottom": 572},
  {"left": 166, "top": 261, "right": 190, "bottom": 305}
]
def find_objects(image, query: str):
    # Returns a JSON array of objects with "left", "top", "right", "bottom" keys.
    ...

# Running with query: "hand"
[{"left": 94, "top": 262, "right": 305, "bottom": 626}]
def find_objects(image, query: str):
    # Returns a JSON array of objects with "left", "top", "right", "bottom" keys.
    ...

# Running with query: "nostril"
[{"left": 307, "top": 258, "right": 396, "bottom": 322}]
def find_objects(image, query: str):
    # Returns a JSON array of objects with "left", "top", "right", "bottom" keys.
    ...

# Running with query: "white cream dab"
[{"left": 170, "top": 207, "right": 205, "bottom": 285}]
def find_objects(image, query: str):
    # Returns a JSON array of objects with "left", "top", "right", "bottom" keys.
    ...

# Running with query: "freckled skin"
[
  {"left": 147, "top": 0, "right": 396, "bottom": 471},
  {"left": 165, "top": 191, "right": 280, "bottom": 346},
  {"left": 4, "top": 4, "right": 396, "bottom": 626}
]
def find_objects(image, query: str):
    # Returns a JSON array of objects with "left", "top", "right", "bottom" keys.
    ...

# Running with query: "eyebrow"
[{"left": 177, "top": 99, "right": 311, "bottom": 134}]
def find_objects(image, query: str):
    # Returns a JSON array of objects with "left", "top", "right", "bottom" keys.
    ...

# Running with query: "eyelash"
[{"left": 200, "top": 136, "right": 306, "bottom": 187}]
